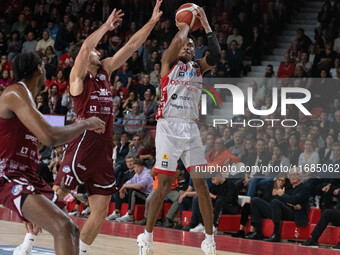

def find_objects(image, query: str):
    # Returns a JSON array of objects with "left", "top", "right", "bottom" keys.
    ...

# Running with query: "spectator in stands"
[
  {"left": 149, "top": 62, "right": 161, "bottom": 88},
  {"left": 227, "top": 28, "right": 243, "bottom": 49},
  {"left": 194, "top": 36, "right": 208, "bottom": 60},
  {"left": 7, "top": 30, "right": 21, "bottom": 61},
  {"left": 249, "top": 80, "right": 265, "bottom": 104},
  {"left": 319, "top": 111, "right": 331, "bottom": 138},
  {"left": 287, "top": 40, "right": 303, "bottom": 64},
  {"left": 0, "top": 70, "right": 13, "bottom": 87},
  {"left": 226, "top": 40, "right": 243, "bottom": 77},
  {"left": 106, "top": 156, "right": 138, "bottom": 221},
  {"left": 139, "top": 90, "right": 158, "bottom": 124},
  {"left": 54, "top": 21, "right": 75, "bottom": 58},
  {"left": 277, "top": 53, "right": 296, "bottom": 78},
  {"left": 178, "top": 178, "right": 196, "bottom": 229},
  {"left": 319, "top": 134, "right": 334, "bottom": 164},
  {"left": 298, "top": 139, "right": 320, "bottom": 175},
  {"left": 122, "top": 91, "right": 138, "bottom": 112},
  {"left": 45, "top": 45, "right": 58, "bottom": 68},
  {"left": 296, "top": 52, "right": 312, "bottom": 76},
  {"left": 207, "top": 138, "right": 241, "bottom": 169},
  {"left": 240, "top": 138, "right": 255, "bottom": 163},
  {"left": 261, "top": 65, "right": 276, "bottom": 97},
  {"left": 316, "top": 41, "right": 336, "bottom": 73},
  {"left": 235, "top": 173, "right": 287, "bottom": 238},
  {"left": 115, "top": 159, "right": 154, "bottom": 223},
  {"left": 136, "top": 135, "right": 156, "bottom": 169},
  {"left": 244, "top": 139, "right": 270, "bottom": 197},
  {"left": 249, "top": 167, "right": 309, "bottom": 242},
  {"left": 245, "top": 26, "right": 263, "bottom": 66},
  {"left": 76, "top": 18, "right": 93, "bottom": 42},
  {"left": 128, "top": 51, "right": 144, "bottom": 79},
  {"left": 36, "top": 31, "right": 55, "bottom": 55},
  {"left": 12, "top": 13, "right": 27, "bottom": 39},
  {"left": 61, "top": 85, "right": 72, "bottom": 115},
  {"left": 46, "top": 20, "right": 59, "bottom": 42},
  {"left": 229, "top": 131, "right": 244, "bottom": 159},
  {"left": 123, "top": 102, "right": 146, "bottom": 135},
  {"left": 21, "top": 31, "right": 37, "bottom": 53},
  {"left": 115, "top": 62, "right": 132, "bottom": 89},
  {"left": 137, "top": 74, "right": 156, "bottom": 101},
  {"left": 113, "top": 133, "right": 131, "bottom": 185},
  {"left": 287, "top": 133, "right": 301, "bottom": 166},
  {"left": 296, "top": 28, "right": 312, "bottom": 53},
  {"left": 145, "top": 50, "right": 159, "bottom": 74},
  {"left": 203, "top": 134, "right": 215, "bottom": 157},
  {"left": 48, "top": 84, "right": 62, "bottom": 114},
  {"left": 127, "top": 134, "right": 144, "bottom": 158},
  {"left": 113, "top": 101, "right": 124, "bottom": 135},
  {"left": 138, "top": 166, "right": 180, "bottom": 228},
  {"left": 49, "top": 69, "right": 68, "bottom": 95},
  {"left": 35, "top": 93, "right": 50, "bottom": 114}
]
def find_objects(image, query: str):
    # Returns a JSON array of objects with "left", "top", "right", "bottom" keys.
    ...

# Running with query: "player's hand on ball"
[
  {"left": 176, "top": 21, "right": 190, "bottom": 31},
  {"left": 150, "top": 0, "right": 163, "bottom": 24},
  {"left": 105, "top": 9, "right": 124, "bottom": 31},
  {"left": 196, "top": 7, "right": 210, "bottom": 30},
  {"left": 86, "top": 116, "right": 106, "bottom": 134}
]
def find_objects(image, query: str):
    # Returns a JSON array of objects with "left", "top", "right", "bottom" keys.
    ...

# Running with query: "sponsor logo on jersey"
[
  {"left": 98, "top": 74, "right": 106, "bottom": 81},
  {"left": 77, "top": 163, "right": 87, "bottom": 171},
  {"left": 63, "top": 165, "right": 71, "bottom": 173},
  {"left": 178, "top": 71, "right": 185, "bottom": 78},
  {"left": 99, "top": 88, "right": 109, "bottom": 96},
  {"left": 161, "top": 161, "right": 168, "bottom": 168},
  {"left": 25, "top": 134, "right": 38, "bottom": 143},
  {"left": 171, "top": 94, "right": 177, "bottom": 100},
  {"left": 12, "top": 185, "right": 23, "bottom": 196},
  {"left": 162, "top": 154, "right": 168, "bottom": 160}
]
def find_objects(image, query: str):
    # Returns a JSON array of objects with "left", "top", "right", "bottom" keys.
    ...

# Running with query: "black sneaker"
[
  {"left": 163, "top": 218, "right": 174, "bottom": 228},
  {"left": 183, "top": 224, "right": 197, "bottom": 232},
  {"left": 332, "top": 242, "right": 340, "bottom": 250},
  {"left": 301, "top": 238, "right": 319, "bottom": 248},
  {"left": 231, "top": 230, "right": 245, "bottom": 238}
]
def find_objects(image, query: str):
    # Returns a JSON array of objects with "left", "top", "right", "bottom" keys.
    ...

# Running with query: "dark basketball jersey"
[
  {"left": 73, "top": 68, "right": 113, "bottom": 138},
  {"left": 0, "top": 82, "right": 39, "bottom": 180}
]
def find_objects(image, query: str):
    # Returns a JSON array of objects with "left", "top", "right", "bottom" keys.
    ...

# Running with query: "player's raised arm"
[
  {"left": 2, "top": 85, "right": 105, "bottom": 147},
  {"left": 195, "top": 7, "right": 221, "bottom": 74},
  {"left": 70, "top": 9, "right": 124, "bottom": 96},
  {"left": 101, "top": 0, "right": 163, "bottom": 75},
  {"left": 160, "top": 22, "right": 190, "bottom": 78}
]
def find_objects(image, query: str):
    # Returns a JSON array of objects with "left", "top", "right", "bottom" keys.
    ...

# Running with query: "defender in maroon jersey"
[
  {"left": 53, "top": 3, "right": 163, "bottom": 254},
  {"left": 0, "top": 52, "right": 105, "bottom": 255}
]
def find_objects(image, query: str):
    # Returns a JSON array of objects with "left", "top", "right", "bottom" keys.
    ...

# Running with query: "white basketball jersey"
[{"left": 156, "top": 60, "right": 202, "bottom": 121}]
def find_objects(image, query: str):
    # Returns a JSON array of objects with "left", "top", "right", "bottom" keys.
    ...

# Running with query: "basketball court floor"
[{"left": 0, "top": 207, "right": 338, "bottom": 255}]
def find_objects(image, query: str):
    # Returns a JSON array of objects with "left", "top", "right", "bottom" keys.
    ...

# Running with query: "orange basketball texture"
[{"left": 176, "top": 3, "right": 202, "bottom": 32}]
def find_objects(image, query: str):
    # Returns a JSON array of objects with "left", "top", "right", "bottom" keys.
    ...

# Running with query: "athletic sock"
[
  {"left": 21, "top": 233, "right": 36, "bottom": 251},
  {"left": 205, "top": 233, "right": 214, "bottom": 242},
  {"left": 80, "top": 240, "right": 89, "bottom": 255},
  {"left": 144, "top": 229, "right": 153, "bottom": 243}
]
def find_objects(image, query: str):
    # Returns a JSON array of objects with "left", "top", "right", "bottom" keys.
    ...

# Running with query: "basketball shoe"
[
  {"left": 13, "top": 245, "right": 31, "bottom": 255},
  {"left": 137, "top": 233, "right": 153, "bottom": 255},
  {"left": 201, "top": 239, "right": 217, "bottom": 255}
]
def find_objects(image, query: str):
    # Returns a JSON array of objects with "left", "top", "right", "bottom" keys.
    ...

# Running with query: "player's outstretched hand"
[
  {"left": 149, "top": 0, "right": 163, "bottom": 24},
  {"left": 105, "top": 9, "right": 124, "bottom": 31},
  {"left": 175, "top": 20, "right": 190, "bottom": 31},
  {"left": 85, "top": 116, "right": 106, "bottom": 134}
]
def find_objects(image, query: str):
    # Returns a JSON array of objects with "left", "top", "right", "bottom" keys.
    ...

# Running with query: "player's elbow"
[{"left": 40, "top": 128, "right": 59, "bottom": 147}]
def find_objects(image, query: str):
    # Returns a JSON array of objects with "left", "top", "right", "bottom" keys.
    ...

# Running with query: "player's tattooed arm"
[{"left": 101, "top": 0, "right": 163, "bottom": 76}]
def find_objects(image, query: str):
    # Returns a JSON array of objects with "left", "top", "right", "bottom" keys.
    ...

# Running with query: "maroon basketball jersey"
[
  {"left": 73, "top": 68, "right": 114, "bottom": 138},
  {"left": 0, "top": 83, "right": 39, "bottom": 180}
]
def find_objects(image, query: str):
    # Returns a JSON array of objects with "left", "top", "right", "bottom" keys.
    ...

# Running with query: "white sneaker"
[
  {"left": 68, "top": 209, "right": 80, "bottom": 217},
  {"left": 137, "top": 233, "right": 153, "bottom": 255},
  {"left": 190, "top": 223, "right": 205, "bottom": 233},
  {"left": 13, "top": 245, "right": 30, "bottom": 255},
  {"left": 213, "top": 226, "right": 217, "bottom": 235},
  {"left": 106, "top": 211, "right": 121, "bottom": 221},
  {"left": 81, "top": 207, "right": 91, "bottom": 217},
  {"left": 116, "top": 212, "right": 134, "bottom": 223},
  {"left": 201, "top": 239, "right": 217, "bottom": 255}
]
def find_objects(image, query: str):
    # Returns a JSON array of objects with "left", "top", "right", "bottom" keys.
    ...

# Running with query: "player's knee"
[
  {"left": 54, "top": 216, "right": 79, "bottom": 238},
  {"left": 90, "top": 205, "right": 109, "bottom": 220}
]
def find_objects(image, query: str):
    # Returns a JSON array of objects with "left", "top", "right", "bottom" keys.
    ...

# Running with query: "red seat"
[
  {"left": 217, "top": 215, "right": 241, "bottom": 232},
  {"left": 163, "top": 202, "right": 172, "bottom": 218},
  {"left": 308, "top": 208, "right": 321, "bottom": 224},
  {"left": 133, "top": 204, "right": 145, "bottom": 221},
  {"left": 312, "top": 224, "right": 340, "bottom": 245}
]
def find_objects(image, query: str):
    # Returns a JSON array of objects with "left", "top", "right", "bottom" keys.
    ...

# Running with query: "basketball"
[{"left": 176, "top": 3, "right": 202, "bottom": 31}]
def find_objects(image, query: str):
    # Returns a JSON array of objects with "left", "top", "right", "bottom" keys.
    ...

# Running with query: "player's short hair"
[
  {"left": 188, "top": 34, "right": 196, "bottom": 46},
  {"left": 69, "top": 41, "right": 83, "bottom": 61},
  {"left": 13, "top": 52, "right": 42, "bottom": 81},
  {"left": 133, "top": 158, "right": 146, "bottom": 167}
]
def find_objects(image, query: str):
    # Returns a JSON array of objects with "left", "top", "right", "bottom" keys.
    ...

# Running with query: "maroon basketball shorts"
[
  {"left": 55, "top": 130, "right": 118, "bottom": 196},
  {"left": 0, "top": 173, "right": 65, "bottom": 221}
]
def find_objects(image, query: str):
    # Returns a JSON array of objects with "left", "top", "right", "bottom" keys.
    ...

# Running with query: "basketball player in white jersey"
[{"left": 137, "top": 7, "right": 221, "bottom": 255}]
